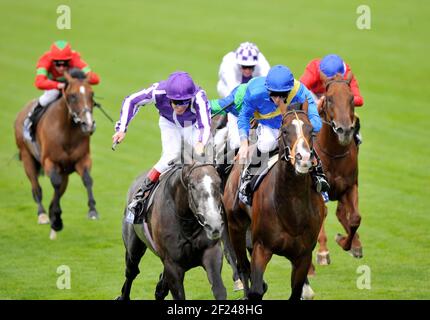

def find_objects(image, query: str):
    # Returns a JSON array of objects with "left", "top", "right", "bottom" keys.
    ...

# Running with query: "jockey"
[
  {"left": 24, "top": 40, "right": 100, "bottom": 141},
  {"left": 300, "top": 54, "right": 364, "bottom": 145},
  {"left": 112, "top": 71, "right": 212, "bottom": 220},
  {"left": 237, "top": 65, "right": 330, "bottom": 205},
  {"left": 217, "top": 42, "right": 270, "bottom": 98}
]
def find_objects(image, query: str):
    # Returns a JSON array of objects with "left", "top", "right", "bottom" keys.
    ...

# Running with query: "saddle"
[{"left": 133, "top": 166, "right": 180, "bottom": 224}]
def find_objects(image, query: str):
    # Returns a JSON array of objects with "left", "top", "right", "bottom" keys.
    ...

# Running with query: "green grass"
[{"left": 0, "top": 0, "right": 429, "bottom": 300}]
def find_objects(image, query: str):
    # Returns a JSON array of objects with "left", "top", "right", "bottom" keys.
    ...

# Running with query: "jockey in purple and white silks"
[{"left": 112, "top": 71, "right": 211, "bottom": 220}]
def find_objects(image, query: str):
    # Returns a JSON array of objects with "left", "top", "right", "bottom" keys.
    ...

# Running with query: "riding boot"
[
  {"left": 353, "top": 115, "right": 362, "bottom": 146},
  {"left": 238, "top": 147, "right": 266, "bottom": 206},
  {"left": 24, "top": 102, "right": 45, "bottom": 141},
  {"left": 127, "top": 176, "right": 157, "bottom": 223},
  {"left": 311, "top": 150, "right": 330, "bottom": 193}
]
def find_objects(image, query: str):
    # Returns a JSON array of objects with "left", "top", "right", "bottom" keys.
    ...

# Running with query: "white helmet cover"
[{"left": 235, "top": 42, "right": 259, "bottom": 66}]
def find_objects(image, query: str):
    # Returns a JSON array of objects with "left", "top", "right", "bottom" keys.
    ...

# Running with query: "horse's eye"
[{"left": 68, "top": 94, "right": 78, "bottom": 103}]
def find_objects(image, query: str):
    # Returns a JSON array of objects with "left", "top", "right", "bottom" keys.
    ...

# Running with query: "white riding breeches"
[
  {"left": 256, "top": 123, "right": 279, "bottom": 153},
  {"left": 227, "top": 113, "right": 240, "bottom": 150},
  {"left": 39, "top": 89, "right": 60, "bottom": 107},
  {"left": 154, "top": 116, "right": 201, "bottom": 173}
]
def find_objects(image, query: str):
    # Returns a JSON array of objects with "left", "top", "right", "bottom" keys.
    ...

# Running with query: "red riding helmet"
[{"left": 50, "top": 40, "right": 73, "bottom": 60}]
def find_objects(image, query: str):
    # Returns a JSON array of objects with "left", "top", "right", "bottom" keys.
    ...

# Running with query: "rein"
[{"left": 61, "top": 87, "right": 93, "bottom": 126}]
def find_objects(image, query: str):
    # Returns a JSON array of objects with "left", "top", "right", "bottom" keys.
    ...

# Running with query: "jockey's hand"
[
  {"left": 112, "top": 131, "right": 126, "bottom": 144},
  {"left": 236, "top": 140, "right": 249, "bottom": 164},
  {"left": 57, "top": 83, "right": 66, "bottom": 90},
  {"left": 317, "top": 96, "right": 325, "bottom": 113},
  {"left": 194, "top": 142, "right": 204, "bottom": 156}
]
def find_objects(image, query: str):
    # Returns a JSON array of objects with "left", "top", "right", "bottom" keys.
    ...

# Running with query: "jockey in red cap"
[
  {"left": 24, "top": 40, "right": 100, "bottom": 141},
  {"left": 300, "top": 54, "right": 364, "bottom": 145}
]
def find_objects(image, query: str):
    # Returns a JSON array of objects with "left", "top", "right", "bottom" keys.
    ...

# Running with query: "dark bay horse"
[
  {"left": 117, "top": 161, "right": 227, "bottom": 300},
  {"left": 314, "top": 72, "right": 362, "bottom": 263},
  {"left": 14, "top": 69, "right": 98, "bottom": 239},
  {"left": 224, "top": 106, "right": 325, "bottom": 300}
]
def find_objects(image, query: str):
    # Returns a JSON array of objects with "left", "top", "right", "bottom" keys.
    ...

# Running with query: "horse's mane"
[
  {"left": 69, "top": 68, "right": 86, "bottom": 80},
  {"left": 171, "top": 141, "right": 215, "bottom": 167}
]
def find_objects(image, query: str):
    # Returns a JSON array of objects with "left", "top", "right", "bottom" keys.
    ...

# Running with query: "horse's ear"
[
  {"left": 64, "top": 71, "right": 73, "bottom": 83},
  {"left": 345, "top": 71, "right": 353, "bottom": 85},
  {"left": 279, "top": 99, "right": 288, "bottom": 116},
  {"left": 319, "top": 71, "right": 329, "bottom": 86},
  {"left": 302, "top": 99, "right": 309, "bottom": 114}
]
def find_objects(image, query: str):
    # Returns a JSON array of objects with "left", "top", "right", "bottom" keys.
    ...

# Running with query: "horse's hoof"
[
  {"left": 115, "top": 296, "right": 128, "bottom": 301},
  {"left": 349, "top": 247, "right": 363, "bottom": 259},
  {"left": 38, "top": 213, "right": 49, "bottom": 225},
  {"left": 49, "top": 229, "right": 57, "bottom": 240},
  {"left": 316, "top": 251, "right": 331, "bottom": 265},
  {"left": 301, "top": 284, "right": 315, "bottom": 300},
  {"left": 233, "top": 279, "right": 244, "bottom": 291},
  {"left": 335, "top": 233, "right": 350, "bottom": 250},
  {"left": 88, "top": 210, "right": 99, "bottom": 220}
]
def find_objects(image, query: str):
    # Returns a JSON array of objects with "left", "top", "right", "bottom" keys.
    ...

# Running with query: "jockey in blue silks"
[{"left": 236, "top": 64, "right": 330, "bottom": 205}]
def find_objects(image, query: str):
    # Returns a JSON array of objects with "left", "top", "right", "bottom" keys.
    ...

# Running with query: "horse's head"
[
  {"left": 63, "top": 69, "right": 95, "bottom": 134},
  {"left": 182, "top": 162, "right": 224, "bottom": 241},
  {"left": 320, "top": 72, "right": 355, "bottom": 146},
  {"left": 279, "top": 103, "right": 315, "bottom": 174}
]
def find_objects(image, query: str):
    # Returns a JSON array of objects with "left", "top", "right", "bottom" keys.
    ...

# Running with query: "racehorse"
[
  {"left": 14, "top": 69, "right": 98, "bottom": 239},
  {"left": 314, "top": 72, "right": 362, "bottom": 264},
  {"left": 223, "top": 104, "right": 325, "bottom": 300},
  {"left": 117, "top": 159, "right": 227, "bottom": 300}
]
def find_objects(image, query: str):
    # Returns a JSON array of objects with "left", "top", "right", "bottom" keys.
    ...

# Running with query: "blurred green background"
[{"left": 0, "top": 0, "right": 429, "bottom": 299}]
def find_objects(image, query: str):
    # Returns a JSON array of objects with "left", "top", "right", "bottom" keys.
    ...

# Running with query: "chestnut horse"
[
  {"left": 14, "top": 69, "right": 98, "bottom": 239},
  {"left": 224, "top": 106, "right": 325, "bottom": 300},
  {"left": 314, "top": 72, "right": 362, "bottom": 265}
]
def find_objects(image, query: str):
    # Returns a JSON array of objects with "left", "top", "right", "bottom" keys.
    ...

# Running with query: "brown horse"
[
  {"left": 224, "top": 106, "right": 325, "bottom": 300},
  {"left": 14, "top": 69, "right": 98, "bottom": 239},
  {"left": 314, "top": 72, "right": 362, "bottom": 264}
]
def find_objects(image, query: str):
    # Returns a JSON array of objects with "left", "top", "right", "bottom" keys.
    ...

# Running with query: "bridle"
[
  {"left": 279, "top": 110, "right": 312, "bottom": 165},
  {"left": 62, "top": 87, "right": 94, "bottom": 128},
  {"left": 179, "top": 162, "right": 218, "bottom": 228}
]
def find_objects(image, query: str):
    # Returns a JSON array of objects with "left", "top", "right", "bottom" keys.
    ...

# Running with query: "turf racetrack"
[{"left": 0, "top": 0, "right": 429, "bottom": 299}]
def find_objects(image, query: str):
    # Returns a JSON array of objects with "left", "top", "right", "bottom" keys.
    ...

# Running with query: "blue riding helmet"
[
  {"left": 320, "top": 54, "right": 345, "bottom": 77},
  {"left": 265, "top": 65, "right": 294, "bottom": 92},
  {"left": 166, "top": 71, "right": 198, "bottom": 100}
]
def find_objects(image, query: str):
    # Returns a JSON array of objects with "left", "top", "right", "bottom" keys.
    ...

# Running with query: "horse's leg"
[
  {"left": 163, "top": 260, "right": 186, "bottom": 300},
  {"left": 316, "top": 221, "right": 331, "bottom": 265},
  {"left": 228, "top": 215, "right": 251, "bottom": 298},
  {"left": 221, "top": 226, "right": 243, "bottom": 291},
  {"left": 46, "top": 162, "right": 68, "bottom": 239},
  {"left": 75, "top": 159, "right": 98, "bottom": 220},
  {"left": 117, "top": 223, "right": 147, "bottom": 300},
  {"left": 202, "top": 243, "right": 227, "bottom": 300},
  {"left": 20, "top": 149, "right": 48, "bottom": 224},
  {"left": 335, "top": 185, "right": 362, "bottom": 256},
  {"left": 248, "top": 241, "right": 272, "bottom": 300},
  {"left": 155, "top": 272, "right": 169, "bottom": 300},
  {"left": 290, "top": 253, "right": 313, "bottom": 301}
]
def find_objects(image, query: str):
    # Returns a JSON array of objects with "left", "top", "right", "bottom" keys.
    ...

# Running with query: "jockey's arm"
[
  {"left": 194, "top": 90, "right": 212, "bottom": 152},
  {"left": 73, "top": 54, "right": 100, "bottom": 85},
  {"left": 237, "top": 92, "right": 257, "bottom": 160},
  {"left": 303, "top": 86, "right": 322, "bottom": 133},
  {"left": 349, "top": 73, "right": 364, "bottom": 106},
  {"left": 113, "top": 84, "right": 157, "bottom": 141},
  {"left": 299, "top": 60, "right": 320, "bottom": 91}
]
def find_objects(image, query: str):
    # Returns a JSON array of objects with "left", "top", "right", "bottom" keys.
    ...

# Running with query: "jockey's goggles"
[
  {"left": 269, "top": 91, "right": 290, "bottom": 98},
  {"left": 54, "top": 60, "right": 70, "bottom": 67},
  {"left": 240, "top": 65, "right": 255, "bottom": 70},
  {"left": 171, "top": 99, "right": 191, "bottom": 107}
]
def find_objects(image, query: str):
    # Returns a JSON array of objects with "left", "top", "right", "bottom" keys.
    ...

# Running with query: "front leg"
[
  {"left": 202, "top": 243, "right": 227, "bottom": 300},
  {"left": 75, "top": 157, "right": 98, "bottom": 220}
]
